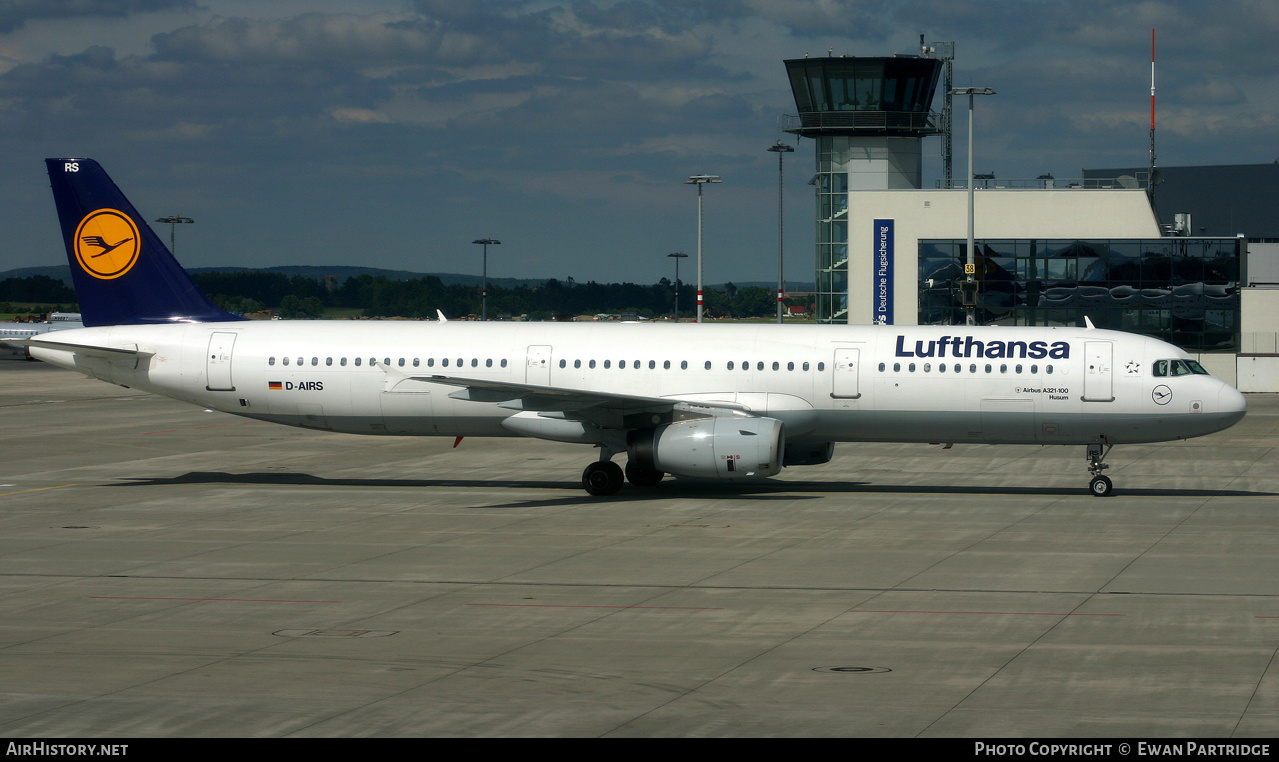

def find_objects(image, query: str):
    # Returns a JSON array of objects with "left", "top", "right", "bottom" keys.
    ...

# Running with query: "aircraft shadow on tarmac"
[{"left": 105, "top": 471, "right": 1274, "bottom": 509}]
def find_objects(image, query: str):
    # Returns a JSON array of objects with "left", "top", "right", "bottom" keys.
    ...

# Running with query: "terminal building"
[{"left": 781, "top": 52, "right": 1277, "bottom": 391}]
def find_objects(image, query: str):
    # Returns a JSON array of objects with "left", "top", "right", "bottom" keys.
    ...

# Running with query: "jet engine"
[{"left": 628, "top": 416, "right": 784, "bottom": 479}]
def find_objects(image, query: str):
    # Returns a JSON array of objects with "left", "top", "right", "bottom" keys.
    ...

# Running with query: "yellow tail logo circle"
[{"left": 74, "top": 209, "right": 140, "bottom": 280}]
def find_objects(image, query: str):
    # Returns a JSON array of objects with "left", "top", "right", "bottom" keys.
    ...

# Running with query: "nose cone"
[{"left": 1217, "top": 383, "right": 1248, "bottom": 428}]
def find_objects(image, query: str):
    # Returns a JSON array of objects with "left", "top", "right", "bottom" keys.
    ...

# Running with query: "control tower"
[{"left": 782, "top": 56, "right": 943, "bottom": 322}]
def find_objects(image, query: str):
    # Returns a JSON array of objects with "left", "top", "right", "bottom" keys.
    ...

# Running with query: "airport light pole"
[
  {"left": 155, "top": 215, "right": 194, "bottom": 257},
  {"left": 684, "top": 174, "right": 721, "bottom": 323},
  {"left": 950, "top": 86, "right": 995, "bottom": 327},
  {"left": 667, "top": 251, "right": 688, "bottom": 321},
  {"left": 767, "top": 141, "right": 794, "bottom": 324},
  {"left": 472, "top": 237, "right": 501, "bottom": 321}
]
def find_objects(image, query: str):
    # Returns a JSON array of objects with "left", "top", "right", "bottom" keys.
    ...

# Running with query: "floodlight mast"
[
  {"left": 684, "top": 174, "right": 722, "bottom": 323},
  {"left": 472, "top": 237, "right": 501, "bottom": 321},
  {"left": 949, "top": 86, "right": 995, "bottom": 326},
  {"left": 154, "top": 215, "right": 194, "bottom": 257},
  {"left": 768, "top": 141, "right": 795, "bottom": 323}
]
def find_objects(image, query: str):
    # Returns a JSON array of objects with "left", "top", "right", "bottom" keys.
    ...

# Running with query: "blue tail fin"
[{"left": 45, "top": 158, "right": 242, "bottom": 327}]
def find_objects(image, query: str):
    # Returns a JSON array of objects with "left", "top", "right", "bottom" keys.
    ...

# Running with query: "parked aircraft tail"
[{"left": 44, "top": 158, "right": 241, "bottom": 327}]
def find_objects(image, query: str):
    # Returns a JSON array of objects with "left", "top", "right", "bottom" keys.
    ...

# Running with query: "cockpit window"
[{"left": 1154, "top": 359, "right": 1210, "bottom": 377}]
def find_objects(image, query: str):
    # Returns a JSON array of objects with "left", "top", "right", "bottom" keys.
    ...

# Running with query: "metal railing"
[
  {"left": 934, "top": 172, "right": 1152, "bottom": 190},
  {"left": 780, "top": 111, "right": 941, "bottom": 134}
]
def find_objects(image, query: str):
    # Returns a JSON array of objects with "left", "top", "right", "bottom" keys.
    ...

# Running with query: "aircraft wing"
[{"left": 422, "top": 374, "right": 741, "bottom": 430}]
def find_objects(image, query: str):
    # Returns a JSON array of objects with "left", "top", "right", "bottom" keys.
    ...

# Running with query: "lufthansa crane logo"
[{"left": 73, "top": 209, "right": 140, "bottom": 280}]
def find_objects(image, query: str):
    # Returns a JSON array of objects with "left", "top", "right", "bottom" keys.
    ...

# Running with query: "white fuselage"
[{"left": 30, "top": 321, "right": 1246, "bottom": 449}]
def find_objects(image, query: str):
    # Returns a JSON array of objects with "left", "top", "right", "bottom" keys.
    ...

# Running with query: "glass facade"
[
  {"left": 918, "top": 238, "right": 1242, "bottom": 351},
  {"left": 815, "top": 138, "right": 851, "bottom": 322}
]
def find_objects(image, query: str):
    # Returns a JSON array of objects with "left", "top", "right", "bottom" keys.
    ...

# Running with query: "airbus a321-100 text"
[{"left": 24, "top": 159, "right": 1247, "bottom": 497}]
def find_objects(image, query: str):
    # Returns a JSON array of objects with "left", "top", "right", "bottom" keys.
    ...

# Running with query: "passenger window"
[
  {"left": 326, "top": 357, "right": 333, "bottom": 366},
  {"left": 877, "top": 362, "right": 885, "bottom": 372},
  {"left": 398, "top": 358, "right": 405, "bottom": 367},
  {"left": 985, "top": 364, "right": 992, "bottom": 373},
  {"left": 354, "top": 357, "right": 361, "bottom": 366},
  {"left": 1030, "top": 364, "right": 1038, "bottom": 374},
  {"left": 442, "top": 358, "right": 449, "bottom": 367},
  {"left": 662, "top": 360, "right": 669, "bottom": 369},
  {"left": 705, "top": 361, "right": 711, "bottom": 370},
  {"left": 803, "top": 362, "right": 810, "bottom": 371},
  {"left": 909, "top": 363, "right": 916, "bottom": 372},
  {"left": 604, "top": 360, "right": 611, "bottom": 369},
  {"left": 1000, "top": 364, "right": 1007, "bottom": 373},
  {"left": 774, "top": 362, "right": 780, "bottom": 371},
  {"left": 501, "top": 359, "right": 507, "bottom": 368},
  {"left": 788, "top": 362, "right": 795, "bottom": 371},
  {"left": 1016, "top": 364, "right": 1023, "bottom": 374},
  {"left": 757, "top": 362, "right": 764, "bottom": 371},
  {"left": 426, "top": 358, "right": 433, "bottom": 367},
  {"left": 969, "top": 364, "right": 976, "bottom": 373},
  {"left": 413, "top": 358, "right": 420, "bottom": 367},
  {"left": 269, "top": 357, "right": 276, "bottom": 366},
  {"left": 634, "top": 360, "right": 640, "bottom": 369},
  {"left": 953, "top": 364, "right": 960, "bottom": 373},
  {"left": 589, "top": 360, "right": 596, "bottom": 369},
  {"left": 471, "top": 359, "right": 478, "bottom": 368},
  {"left": 283, "top": 357, "right": 290, "bottom": 366},
  {"left": 340, "top": 358, "right": 347, "bottom": 367},
  {"left": 650, "top": 360, "right": 656, "bottom": 370},
  {"left": 924, "top": 363, "right": 931, "bottom": 372},
  {"left": 728, "top": 361, "right": 735, "bottom": 370},
  {"left": 559, "top": 359, "right": 566, "bottom": 368},
  {"left": 681, "top": 360, "right": 688, "bottom": 370},
  {"left": 818, "top": 362, "right": 825, "bottom": 371},
  {"left": 574, "top": 359, "right": 581, "bottom": 369},
  {"left": 1046, "top": 365, "right": 1053, "bottom": 374},
  {"left": 938, "top": 363, "right": 946, "bottom": 373},
  {"left": 297, "top": 357, "right": 304, "bottom": 366},
  {"left": 383, "top": 357, "right": 390, "bottom": 366},
  {"left": 893, "top": 363, "right": 900, "bottom": 372}
]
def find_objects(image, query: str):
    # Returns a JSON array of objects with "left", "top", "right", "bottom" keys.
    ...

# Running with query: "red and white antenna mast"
[{"left": 1148, "top": 29, "right": 1156, "bottom": 200}]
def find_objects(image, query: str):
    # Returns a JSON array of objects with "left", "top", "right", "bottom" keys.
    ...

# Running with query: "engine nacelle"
[
  {"left": 629, "top": 416, "right": 784, "bottom": 479},
  {"left": 784, "top": 439, "right": 835, "bottom": 466}
]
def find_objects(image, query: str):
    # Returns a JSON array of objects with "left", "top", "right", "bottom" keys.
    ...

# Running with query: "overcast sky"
[{"left": 2, "top": 0, "right": 1276, "bottom": 284}]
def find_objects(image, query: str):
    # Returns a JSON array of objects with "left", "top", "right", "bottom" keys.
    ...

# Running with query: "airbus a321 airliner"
[{"left": 25, "top": 159, "right": 1247, "bottom": 497}]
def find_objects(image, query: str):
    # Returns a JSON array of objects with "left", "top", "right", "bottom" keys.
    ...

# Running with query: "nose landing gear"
[{"left": 1086, "top": 441, "right": 1113, "bottom": 497}]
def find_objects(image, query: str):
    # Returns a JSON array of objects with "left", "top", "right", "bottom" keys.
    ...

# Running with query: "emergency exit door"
[
  {"left": 831, "top": 348, "right": 861, "bottom": 399},
  {"left": 1083, "top": 341, "right": 1114, "bottom": 402},
  {"left": 206, "top": 332, "right": 237, "bottom": 391}
]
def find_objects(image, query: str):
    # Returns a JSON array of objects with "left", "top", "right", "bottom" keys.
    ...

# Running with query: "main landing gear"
[
  {"left": 582, "top": 461, "right": 624, "bottom": 496},
  {"left": 581, "top": 456, "right": 665, "bottom": 496},
  {"left": 1086, "top": 442, "right": 1113, "bottom": 497}
]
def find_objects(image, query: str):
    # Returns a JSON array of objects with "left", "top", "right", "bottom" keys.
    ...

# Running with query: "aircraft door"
[
  {"left": 831, "top": 348, "right": 861, "bottom": 399},
  {"left": 527, "top": 345, "right": 551, "bottom": 386},
  {"left": 1083, "top": 341, "right": 1114, "bottom": 402},
  {"left": 206, "top": 331, "right": 237, "bottom": 391}
]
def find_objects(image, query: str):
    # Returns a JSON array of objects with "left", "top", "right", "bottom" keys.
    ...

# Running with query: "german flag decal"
[{"left": 268, "top": 381, "right": 282, "bottom": 390}]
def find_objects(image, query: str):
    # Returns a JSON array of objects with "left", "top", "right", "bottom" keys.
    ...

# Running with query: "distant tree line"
[
  {"left": 191, "top": 271, "right": 805, "bottom": 320},
  {"left": 0, "top": 271, "right": 810, "bottom": 320}
]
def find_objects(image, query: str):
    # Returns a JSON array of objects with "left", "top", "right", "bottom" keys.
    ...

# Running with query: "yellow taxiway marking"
[{"left": 0, "top": 484, "right": 79, "bottom": 497}]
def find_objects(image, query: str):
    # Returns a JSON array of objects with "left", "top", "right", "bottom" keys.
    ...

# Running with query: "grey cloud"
[{"left": 0, "top": 0, "right": 197, "bottom": 34}]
